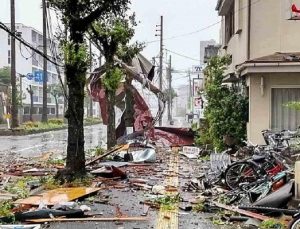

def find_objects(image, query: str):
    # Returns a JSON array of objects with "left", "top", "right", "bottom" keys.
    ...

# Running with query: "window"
[
  {"left": 48, "top": 108, "right": 55, "bottom": 114},
  {"left": 32, "top": 31, "right": 37, "bottom": 43},
  {"left": 8, "top": 35, "right": 10, "bottom": 45},
  {"left": 32, "top": 107, "right": 38, "bottom": 114},
  {"left": 33, "top": 96, "right": 39, "bottom": 103},
  {"left": 225, "top": 1, "right": 235, "bottom": 44},
  {"left": 32, "top": 52, "right": 38, "bottom": 66},
  {"left": 24, "top": 107, "right": 30, "bottom": 115},
  {"left": 271, "top": 88, "right": 300, "bottom": 130},
  {"left": 8, "top": 50, "right": 11, "bottom": 64},
  {"left": 38, "top": 35, "right": 43, "bottom": 44}
]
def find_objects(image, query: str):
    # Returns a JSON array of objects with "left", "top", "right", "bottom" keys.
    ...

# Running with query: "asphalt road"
[{"left": 0, "top": 124, "right": 106, "bottom": 157}]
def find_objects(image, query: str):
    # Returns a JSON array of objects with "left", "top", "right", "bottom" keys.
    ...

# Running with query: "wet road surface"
[{"left": 0, "top": 124, "right": 106, "bottom": 157}]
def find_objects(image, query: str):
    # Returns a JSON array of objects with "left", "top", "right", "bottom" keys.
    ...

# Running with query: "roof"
[
  {"left": 216, "top": 0, "right": 223, "bottom": 10},
  {"left": 246, "top": 52, "right": 300, "bottom": 63}
]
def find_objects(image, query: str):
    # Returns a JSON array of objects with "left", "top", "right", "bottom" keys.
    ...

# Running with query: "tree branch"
[{"left": 82, "top": 6, "right": 107, "bottom": 29}]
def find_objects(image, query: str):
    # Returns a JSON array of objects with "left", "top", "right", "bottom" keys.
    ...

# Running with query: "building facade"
[
  {"left": 0, "top": 23, "right": 64, "bottom": 122},
  {"left": 0, "top": 23, "right": 100, "bottom": 122},
  {"left": 216, "top": 0, "right": 300, "bottom": 144}
]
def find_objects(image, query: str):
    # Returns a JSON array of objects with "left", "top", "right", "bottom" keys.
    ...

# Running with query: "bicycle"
[
  {"left": 224, "top": 147, "right": 291, "bottom": 190},
  {"left": 289, "top": 212, "right": 300, "bottom": 229}
]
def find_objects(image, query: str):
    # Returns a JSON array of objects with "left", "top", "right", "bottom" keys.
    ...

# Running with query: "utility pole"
[
  {"left": 167, "top": 55, "right": 172, "bottom": 122},
  {"left": 188, "top": 70, "right": 192, "bottom": 112},
  {"left": 10, "top": 0, "right": 18, "bottom": 128},
  {"left": 89, "top": 40, "right": 93, "bottom": 117},
  {"left": 156, "top": 16, "right": 163, "bottom": 126},
  {"left": 41, "top": 0, "right": 48, "bottom": 122}
]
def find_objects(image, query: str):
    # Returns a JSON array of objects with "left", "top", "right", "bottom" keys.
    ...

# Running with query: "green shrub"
[
  {"left": 200, "top": 56, "right": 248, "bottom": 150},
  {"left": 48, "top": 118, "right": 64, "bottom": 125},
  {"left": 84, "top": 117, "right": 102, "bottom": 125},
  {"left": 22, "top": 121, "right": 39, "bottom": 129}
]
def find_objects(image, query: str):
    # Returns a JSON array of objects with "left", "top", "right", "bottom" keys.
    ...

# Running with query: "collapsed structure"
[{"left": 88, "top": 54, "right": 194, "bottom": 147}]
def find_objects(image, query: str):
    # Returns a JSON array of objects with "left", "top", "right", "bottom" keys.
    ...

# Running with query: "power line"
[
  {"left": 145, "top": 0, "right": 262, "bottom": 44},
  {"left": 0, "top": 22, "right": 63, "bottom": 67},
  {"left": 165, "top": 48, "right": 200, "bottom": 62}
]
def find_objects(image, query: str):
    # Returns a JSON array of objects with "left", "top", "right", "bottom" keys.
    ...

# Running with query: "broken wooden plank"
[
  {"left": 212, "top": 201, "right": 270, "bottom": 221},
  {"left": 85, "top": 144, "right": 128, "bottom": 166},
  {"left": 15, "top": 187, "right": 101, "bottom": 206},
  {"left": 27, "top": 217, "right": 149, "bottom": 223}
]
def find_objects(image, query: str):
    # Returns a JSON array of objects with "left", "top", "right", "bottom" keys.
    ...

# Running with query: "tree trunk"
[
  {"left": 29, "top": 88, "right": 33, "bottom": 122},
  {"left": 107, "top": 91, "right": 116, "bottom": 149},
  {"left": 65, "top": 67, "right": 86, "bottom": 176},
  {"left": 55, "top": 97, "right": 59, "bottom": 118}
]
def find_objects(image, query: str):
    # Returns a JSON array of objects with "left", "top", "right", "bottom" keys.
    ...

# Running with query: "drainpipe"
[{"left": 247, "top": 0, "right": 251, "bottom": 60}]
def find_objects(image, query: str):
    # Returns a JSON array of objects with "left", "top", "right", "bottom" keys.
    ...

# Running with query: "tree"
[
  {"left": 48, "top": 0, "right": 131, "bottom": 177},
  {"left": 199, "top": 56, "right": 248, "bottom": 150},
  {"left": 26, "top": 85, "right": 34, "bottom": 122},
  {"left": 0, "top": 67, "right": 11, "bottom": 86},
  {"left": 89, "top": 13, "right": 142, "bottom": 149},
  {"left": 49, "top": 85, "right": 63, "bottom": 118}
]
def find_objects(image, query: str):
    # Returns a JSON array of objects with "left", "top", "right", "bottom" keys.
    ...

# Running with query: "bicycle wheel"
[
  {"left": 288, "top": 215, "right": 300, "bottom": 229},
  {"left": 225, "top": 162, "right": 260, "bottom": 190}
]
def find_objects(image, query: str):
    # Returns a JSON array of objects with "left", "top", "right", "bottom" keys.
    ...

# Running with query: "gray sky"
[{"left": 0, "top": 0, "right": 220, "bottom": 87}]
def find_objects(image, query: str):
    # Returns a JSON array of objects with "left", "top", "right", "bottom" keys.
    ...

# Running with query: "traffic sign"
[
  {"left": 191, "top": 65, "right": 202, "bottom": 74},
  {"left": 26, "top": 73, "right": 33, "bottom": 80}
]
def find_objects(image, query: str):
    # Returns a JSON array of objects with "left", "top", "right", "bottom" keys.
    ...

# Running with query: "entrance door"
[{"left": 271, "top": 88, "right": 300, "bottom": 130}]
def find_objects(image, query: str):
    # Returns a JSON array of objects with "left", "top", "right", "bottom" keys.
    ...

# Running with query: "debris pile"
[{"left": 180, "top": 130, "right": 300, "bottom": 228}]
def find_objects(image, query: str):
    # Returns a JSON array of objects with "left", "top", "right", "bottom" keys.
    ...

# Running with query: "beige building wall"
[
  {"left": 220, "top": 0, "right": 300, "bottom": 70},
  {"left": 248, "top": 73, "right": 300, "bottom": 144}
]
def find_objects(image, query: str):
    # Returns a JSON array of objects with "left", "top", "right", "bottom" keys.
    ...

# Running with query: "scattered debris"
[
  {"left": 26, "top": 217, "right": 150, "bottom": 223},
  {"left": 15, "top": 187, "right": 101, "bottom": 206}
]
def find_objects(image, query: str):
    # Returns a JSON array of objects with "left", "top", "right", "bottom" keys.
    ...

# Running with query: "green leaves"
[
  {"left": 103, "top": 67, "right": 123, "bottom": 92},
  {"left": 199, "top": 56, "right": 248, "bottom": 150},
  {"left": 63, "top": 42, "right": 89, "bottom": 70},
  {"left": 0, "top": 66, "right": 11, "bottom": 86}
]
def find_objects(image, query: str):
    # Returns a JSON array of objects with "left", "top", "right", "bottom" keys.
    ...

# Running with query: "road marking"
[
  {"left": 11, "top": 144, "right": 45, "bottom": 153},
  {"left": 156, "top": 147, "right": 180, "bottom": 229}
]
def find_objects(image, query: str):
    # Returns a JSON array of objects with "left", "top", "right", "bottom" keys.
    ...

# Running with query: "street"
[{"left": 0, "top": 124, "right": 106, "bottom": 158}]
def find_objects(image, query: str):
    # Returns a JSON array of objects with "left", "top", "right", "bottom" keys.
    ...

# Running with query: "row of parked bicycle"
[{"left": 204, "top": 129, "right": 300, "bottom": 228}]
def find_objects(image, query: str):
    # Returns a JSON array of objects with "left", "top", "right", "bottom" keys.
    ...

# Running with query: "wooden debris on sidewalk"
[
  {"left": 26, "top": 217, "right": 149, "bottom": 223},
  {"left": 86, "top": 144, "right": 129, "bottom": 166},
  {"left": 15, "top": 187, "right": 101, "bottom": 206}
]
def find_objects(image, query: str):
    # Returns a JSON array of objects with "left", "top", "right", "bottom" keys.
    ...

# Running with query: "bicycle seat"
[{"left": 252, "top": 155, "right": 266, "bottom": 162}]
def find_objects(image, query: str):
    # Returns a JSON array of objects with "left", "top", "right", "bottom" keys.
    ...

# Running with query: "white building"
[
  {"left": 0, "top": 23, "right": 100, "bottom": 122},
  {"left": 0, "top": 23, "right": 63, "bottom": 121}
]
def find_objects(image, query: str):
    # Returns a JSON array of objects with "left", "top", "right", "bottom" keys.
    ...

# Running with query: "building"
[
  {"left": 204, "top": 44, "right": 221, "bottom": 64},
  {"left": 173, "top": 84, "right": 189, "bottom": 117},
  {"left": 0, "top": 23, "right": 64, "bottom": 122},
  {"left": 216, "top": 0, "right": 300, "bottom": 144},
  {"left": 200, "top": 40, "right": 217, "bottom": 65},
  {"left": 0, "top": 23, "right": 100, "bottom": 122}
]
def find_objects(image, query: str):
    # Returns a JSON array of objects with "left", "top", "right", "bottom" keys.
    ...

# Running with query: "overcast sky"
[{"left": 0, "top": 0, "right": 220, "bottom": 87}]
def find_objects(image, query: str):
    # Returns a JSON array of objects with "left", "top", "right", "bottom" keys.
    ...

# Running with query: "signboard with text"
[
  {"left": 26, "top": 71, "right": 45, "bottom": 83},
  {"left": 191, "top": 65, "right": 202, "bottom": 74}
]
